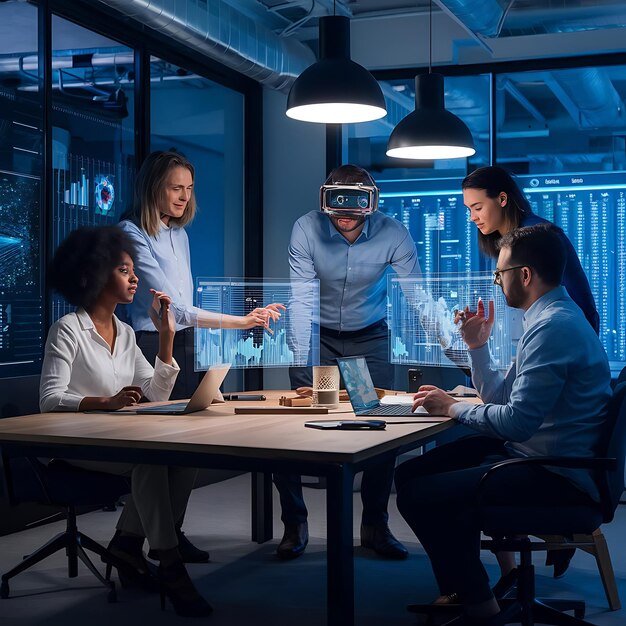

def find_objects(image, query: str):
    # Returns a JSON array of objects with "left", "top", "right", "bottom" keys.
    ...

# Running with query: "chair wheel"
[{"left": 1, "top": 580, "right": 9, "bottom": 599}]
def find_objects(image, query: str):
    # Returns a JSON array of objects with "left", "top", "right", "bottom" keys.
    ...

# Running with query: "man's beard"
[
  {"left": 331, "top": 215, "right": 366, "bottom": 233},
  {"left": 503, "top": 272, "right": 525, "bottom": 309}
]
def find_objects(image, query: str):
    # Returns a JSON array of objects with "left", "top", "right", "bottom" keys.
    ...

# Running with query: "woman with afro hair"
[{"left": 40, "top": 225, "right": 212, "bottom": 618}]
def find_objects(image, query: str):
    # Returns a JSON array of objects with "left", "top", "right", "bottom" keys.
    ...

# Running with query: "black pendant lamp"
[
  {"left": 286, "top": 15, "right": 386, "bottom": 124},
  {"left": 386, "top": 2, "right": 475, "bottom": 160}
]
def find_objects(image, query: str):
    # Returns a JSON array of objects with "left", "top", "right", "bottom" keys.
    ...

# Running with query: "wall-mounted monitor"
[
  {"left": 378, "top": 171, "right": 626, "bottom": 365},
  {"left": 0, "top": 170, "right": 43, "bottom": 376}
]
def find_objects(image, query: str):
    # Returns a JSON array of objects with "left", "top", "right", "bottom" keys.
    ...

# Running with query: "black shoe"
[
  {"left": 277, "top": 522, "right": 309, "bottom": 560},
  {"left": 360, "top": 523, "right": 409, "bottom": 560},
  {"left": 148, "top": 529, "right": 210, "bottom": 564},
  {"left": 545, "top": 547, "right": 575, "bottom": 578},
  {"left": 104, "top": 531, "right": 159, "bottom": 592},
  {"left": 159, "top": 560, "right": 213, "bottom": 617},
  {"left": 432, "top": 593, "right": 460, "bottom": 605},
  {"left": 491, "top": 568, "right": 518, "bottom": 599}
]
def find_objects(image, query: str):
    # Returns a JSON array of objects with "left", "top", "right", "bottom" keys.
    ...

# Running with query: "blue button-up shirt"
[
  {"left": 289, "top": 211, "right": 420, "bottom": 332},
  {"left": 118, "top": 219, "right": 201, "bottom": 332},
  {"left": 449, "top": 286, "right": 612, "bottom": 499}
]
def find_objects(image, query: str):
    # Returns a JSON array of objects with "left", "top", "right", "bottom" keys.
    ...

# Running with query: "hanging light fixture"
[
  {"left": 286, "top": 2, "right": 386, "bottom": 124},
  {"left": 386, "top": 1, "right": 475, "bottom": 160}
]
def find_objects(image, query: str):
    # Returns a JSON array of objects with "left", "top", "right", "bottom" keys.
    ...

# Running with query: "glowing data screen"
[
  {"left": 194, "top": 278, "right": 320, "bottom": 370},
  {"left": 0, "top": 170, "right": 43, "bottom": 376},
  {"left": 379, "top": 171, "right": 626, "bottom": 364},
  {"left": 388, "top": 273, "right": 513, "bottom": 369}
]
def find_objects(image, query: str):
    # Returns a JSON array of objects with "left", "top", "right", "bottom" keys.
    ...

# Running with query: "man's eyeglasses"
[{"left": 493, "top": 265, "right": 526, "bottom": 285}]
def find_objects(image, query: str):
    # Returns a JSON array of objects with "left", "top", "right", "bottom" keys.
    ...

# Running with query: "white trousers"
[{"left": 69, "top": 460, "right": 197, "bottom": 551}]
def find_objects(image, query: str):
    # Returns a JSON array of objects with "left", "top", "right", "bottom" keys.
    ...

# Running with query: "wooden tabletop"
[{"left": 0, "top": 391, "right": 453, "bottom": 465}]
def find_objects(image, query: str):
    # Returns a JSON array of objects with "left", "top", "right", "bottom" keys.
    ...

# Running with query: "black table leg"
[
  {"left": 251, "top": 471, "right": 273, "bottom": 543},
  {"left": 326, "top": 463, "right": 354, "bottom": 626}
]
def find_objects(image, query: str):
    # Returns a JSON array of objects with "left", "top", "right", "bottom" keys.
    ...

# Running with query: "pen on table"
[
  {"left": 447, "top": 392, "right": 478, "bottom": 398},
  {"left": 224, "top": 394, "right": 266, "bottom": 401}
]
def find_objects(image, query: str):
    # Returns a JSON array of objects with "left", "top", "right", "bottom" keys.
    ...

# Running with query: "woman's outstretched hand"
[{"left": 242, "top": 303, "right": 286, "bottom": 334}]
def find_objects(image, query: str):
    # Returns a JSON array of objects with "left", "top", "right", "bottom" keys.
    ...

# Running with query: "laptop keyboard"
[{"left": 360, "top": 404, "right": 418, "bottom": 416}]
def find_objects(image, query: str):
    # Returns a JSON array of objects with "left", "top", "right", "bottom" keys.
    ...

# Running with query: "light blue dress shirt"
[
  {"left": 289, "top": 210, "right": 420, "bottom": 332},
  {"left": 118, "top": 219, "right": 202, "bottom": 332},
  {"left": 449, "top": 286, "right": 612, "bottom": 499}
]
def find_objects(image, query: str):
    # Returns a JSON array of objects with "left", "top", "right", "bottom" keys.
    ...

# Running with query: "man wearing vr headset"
[{"left": 274, "top": 164, "right": 420, "bottom": 561}]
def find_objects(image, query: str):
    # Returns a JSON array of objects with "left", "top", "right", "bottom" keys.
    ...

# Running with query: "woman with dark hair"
[
  {"left": 119, "top": 150, "right": 284, "bottom": 401},
  {"left": 462, "top": 165, "right": 599, "bottom": 332},
  {"left": 40, "top": 226, "right": 212, "bottom": 618}
]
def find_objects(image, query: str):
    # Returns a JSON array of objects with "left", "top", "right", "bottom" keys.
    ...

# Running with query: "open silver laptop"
[
  {"left": 337, "top": 356, "right": 426, "bottom": 417},
  {"left": 133, "top": 364, "right": 230, "bottom": 415}
]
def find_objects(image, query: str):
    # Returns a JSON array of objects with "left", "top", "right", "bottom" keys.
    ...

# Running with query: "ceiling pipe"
[{"left": 95, "top": 0, "right": 316, "bottom": 90}]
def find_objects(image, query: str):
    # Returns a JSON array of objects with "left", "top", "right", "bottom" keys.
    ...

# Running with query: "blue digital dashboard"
[{"left": 379, "top": 171, "right": 626, "bottom": 364}]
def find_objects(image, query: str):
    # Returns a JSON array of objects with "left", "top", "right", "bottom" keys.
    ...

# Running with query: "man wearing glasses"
[{"left": 394, "top": 223, "right": 611, "bottom": 624}]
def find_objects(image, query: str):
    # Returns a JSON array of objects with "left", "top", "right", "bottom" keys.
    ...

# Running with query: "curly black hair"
[{"left": 48, "top": 226, "right": 137, "bottom": 309}]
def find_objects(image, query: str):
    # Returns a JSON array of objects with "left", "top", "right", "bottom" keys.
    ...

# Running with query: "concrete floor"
[{"left": 0, "top": 473, "right": 625, "bottom": 625}]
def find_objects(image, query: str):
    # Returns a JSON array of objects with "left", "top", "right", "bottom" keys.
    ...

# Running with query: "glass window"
[
  {"left": 496, "top": 66, "right": 626, "bottom": 364},
  {"left": 150, "top": 58, "right": 245, "bottom": 279},
  {"left": 51, "top": 16, "right": 135, "bottom": 319},
  {"left": 0, "top": 2, "right": 44, "bottom": 377},
  {"left": 343, "top": 74, "right": 491, "bottom": 275}
]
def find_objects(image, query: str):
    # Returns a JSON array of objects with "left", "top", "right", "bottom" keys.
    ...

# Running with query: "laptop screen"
[{"left": 337, "top": 357, "right": 381, "bottom": 413}]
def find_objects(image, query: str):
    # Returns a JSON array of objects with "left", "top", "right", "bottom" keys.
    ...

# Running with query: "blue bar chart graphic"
[
  {"left": 388, "top": 273, "right": 513, "bottom": 369},
  {"left": 194, "top": 278, "right": 320, "bottom": 370}
]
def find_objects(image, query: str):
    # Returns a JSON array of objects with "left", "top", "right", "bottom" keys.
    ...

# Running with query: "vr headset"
[{"left": 320, "top": 182, "right": 379, "bottom": 217}]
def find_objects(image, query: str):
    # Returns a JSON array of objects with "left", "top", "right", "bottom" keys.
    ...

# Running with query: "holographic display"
[
  {"left": 388, "top": 273, "right": 513, "bottom": 369},
  {"left": 94, "top": 174, "right": 115, "bottom": 215},
  {"left": 52, "top": 153, "right": 132, "bottom": 320},
  {"left": 194, "top": 278, "right": 320, "bottom": 370},
  {"left": 379, "top": 171, "right": 626, "bottom": 365},
  {"left": 0, "top": 170, "right": 43, "bottom": 375}
]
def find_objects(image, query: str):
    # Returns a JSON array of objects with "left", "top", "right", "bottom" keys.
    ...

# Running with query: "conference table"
[{"left": 0, "top": 391, "right": 455, "bottom": 626}]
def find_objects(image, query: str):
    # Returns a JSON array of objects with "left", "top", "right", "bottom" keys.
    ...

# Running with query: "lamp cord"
[{"left": 429, "top": 0, "right": 432, "bottom": 73}]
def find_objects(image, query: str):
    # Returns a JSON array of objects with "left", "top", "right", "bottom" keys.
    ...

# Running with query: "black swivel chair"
[
  {"left": 0, "top": 453, "right": 130, "bottom": 601},
  {"left": 611, "top": 365, "right": 626, "bottom": 390},
  {"left": 409, "top": 382, "right": 626, "bottom": 626}
]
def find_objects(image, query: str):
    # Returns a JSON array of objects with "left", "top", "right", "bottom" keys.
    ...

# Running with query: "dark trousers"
[
  {"left": 288, "top": 319, "right": 393, "bottom": 390},
  {"left": 275, "top": 320, "right": 396, "bottom": 527},
  {"left": 395, "top": 436, "right": 592, "bottom": 605},
  {"left": 136, "top": 327, "right": 202, "bottom": 401}
]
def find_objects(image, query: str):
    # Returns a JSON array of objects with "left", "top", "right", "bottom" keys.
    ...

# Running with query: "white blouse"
[{"left": 40, "top": 308, "right": 179, "bottom": 412}]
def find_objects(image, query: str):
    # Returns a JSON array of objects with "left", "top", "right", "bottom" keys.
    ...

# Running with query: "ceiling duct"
[
  {"left": 436, "top": 0, "right": 508, "bottom": 38},
  {"left": 95, "top": 0, "right": 316, "bottom": 90},
  {"left": 547, "top": 68, "right": 624, "bottom": 129},
  {"left": 438, "top": 0, "right": 626, "bottom": 39}
]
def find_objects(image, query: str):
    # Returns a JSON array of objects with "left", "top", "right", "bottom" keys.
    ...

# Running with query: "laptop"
[
  {"left": 337, "top": 356, "right": 427, "bottom": 417},
  {"left": 133, "top": 364, "right": 230, "bottom": 415}
]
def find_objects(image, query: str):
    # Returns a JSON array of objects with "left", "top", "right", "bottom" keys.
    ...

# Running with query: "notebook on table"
[
  {"left": 132, "top": 364, "right": 230, "bottom": 415},
  {"left": 336, "top": 356, "right": 428, "bottom": 417}
]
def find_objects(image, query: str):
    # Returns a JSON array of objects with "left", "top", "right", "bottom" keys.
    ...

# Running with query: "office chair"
[
  {"left": 611, "top": 365, "right": 626, "bottom": 389},
  {"left": 0, "top": 454, "right": 130, "bottom": 602},
  {"left": 408, "top": 382, "right": 626, "bottom": 626}
]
